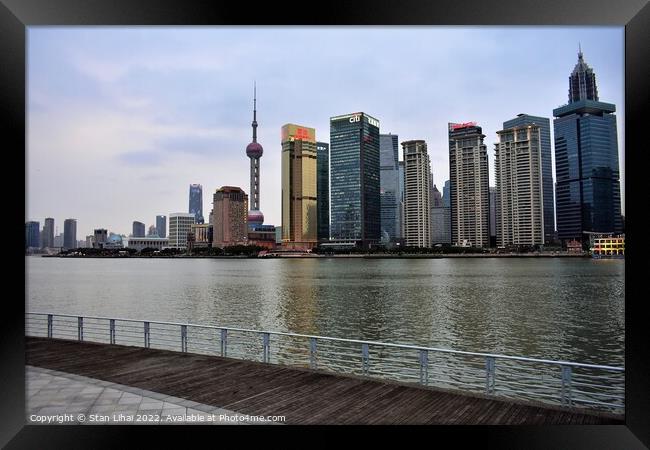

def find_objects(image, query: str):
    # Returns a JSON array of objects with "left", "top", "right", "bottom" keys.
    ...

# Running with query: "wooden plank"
[{"left": 25, "top": 337, "right": 623, "bottom": 425}]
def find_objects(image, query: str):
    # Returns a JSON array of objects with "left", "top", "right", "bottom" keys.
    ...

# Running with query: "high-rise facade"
[
  {"left": 245, "top": 84, "right": 264, "bottom": 230},
  {"left": 132, "top": 221, "right": 145, "bottom": 237},
  {"left": 494, "top": 125, "right": 545, "bottom": 247},
  {"left": 398, "top": 161, "right": 405, "bottom": 242},
  {"left": 489, "top": 187, "right": 497, "bottom": 246},
  {"left": 25, "top": 221, "right": 40, "bottom": 249},
  {"left": 380, "top": 133, "right": 400, "bottom": 243},
  {"left": 329, "top": 112, "right": 380, "bottom": 248},
  {"left": 448, "top": 122, "right": 490, "bottom": 248},
  {"left": 212, "top": 186, "right": 248, "bottom": 247},
  {"left": 443, "top": 180, "right": 451, "bottom": 208},
  {"left": 93, "top": 229, "right": 108, "bottom": 248},
  {"left": 156, "top": 215, "right": 166, "bottom": 239},
  {"left": 316, "top": 142, "right": 330, "bottom": 241},
  {"left": 169, "top": 213, "right": 196, "bottom": 249},
  {"left": 281, "top": 124, "right": 318, "bottom": 249},
  {"left": 503, "top": 114, "right": 555, "bottom": 244},
  {"left": 402, "top": 140, "right": 432, "bottom": 247},
  {"left": 553, "top": 50, "right": 622, "bottom": 243},
  {"left": 42, "top": 218, "right": 54, "bottom": 248},
  {"left": 63, "top": 219, "right": 77, "bottom": 250},
  {"left": 189, "top": 184, "right": 204, "bottom": 224},
  {"left": 148, "top": 225, "right": 158, "bottom": 236}
]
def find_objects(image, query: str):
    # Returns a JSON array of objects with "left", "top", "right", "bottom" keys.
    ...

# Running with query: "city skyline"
[{"left": 26, "top": 27, "right": 624, "bottom": 238}]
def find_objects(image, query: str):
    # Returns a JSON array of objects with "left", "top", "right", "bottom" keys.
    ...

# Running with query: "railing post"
[
  {"left": 309, "top": 337, "right": 317, "bottom": 369},
  {"left": 485, "top": 356, "right": 496, "bottom": 394},
  {"left": 47, "top": 314, "right": 53, "bottom": 338},
  {"left": 262, "top": 332, "right": 270, "bottom": 363},
  {"left": 561, "top": 365, "right": 572, "bottom": 406},
  {"left": 109, "top": 319, "right": 115, "bottom": 344},
  {"left": 220, "top": 329, "right": 227, "bottom": 357},
  {"left": 362, "top": 343, "right": 369, "bottom": 375},
  {"left": 181, "top": 325, "right": 187, "bottom": 352},
  {"left": 419, "top": 350, "right": 429, "bottom": 385},
  {"left": 144, "top": 322, "right": 150, "bottom": 348},
  {"left": 77, "top": 317, "right": 83, "bottom": 342}
]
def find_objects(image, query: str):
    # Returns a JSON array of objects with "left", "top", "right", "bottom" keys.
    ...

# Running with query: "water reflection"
[{"left": 26, "top": 256, "right": 624, "bottom": 366}]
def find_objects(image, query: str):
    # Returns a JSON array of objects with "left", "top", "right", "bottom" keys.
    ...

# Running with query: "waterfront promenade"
[{"left": 26, "top": 337, "right": 622, "bottom": 425}]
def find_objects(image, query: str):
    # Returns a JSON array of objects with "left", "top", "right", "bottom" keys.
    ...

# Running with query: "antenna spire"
[{"left": 252, "top": 81, "right": 258, "bottom": 142}]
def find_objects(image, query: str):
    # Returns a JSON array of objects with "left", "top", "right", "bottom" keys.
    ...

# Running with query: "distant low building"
[
  {"left": 169, "top": 213, "right": 196, "bottom": 249},
  {"left": 249, "top": 224, "right": 277, "bottom": 250},
  {"left": 188, "top": 223, "right": 211, "bottom": 250},
  {"left": 124, "top": 237, "right": 169, "bottom": 251}
]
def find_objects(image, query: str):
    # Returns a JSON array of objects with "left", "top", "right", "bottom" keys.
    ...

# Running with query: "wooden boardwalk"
[{"left": 25, "top": 337, "right": 623, "bottom": 425}]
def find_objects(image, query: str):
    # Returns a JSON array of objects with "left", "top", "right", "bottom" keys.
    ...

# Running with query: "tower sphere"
[{"left": 246, "top": 142, "right": 264, "bottom": 158}]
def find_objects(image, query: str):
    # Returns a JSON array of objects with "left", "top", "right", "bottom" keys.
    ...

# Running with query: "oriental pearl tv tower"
[{"left": 246, "top": 83, "right": 264, "bottom": 230}]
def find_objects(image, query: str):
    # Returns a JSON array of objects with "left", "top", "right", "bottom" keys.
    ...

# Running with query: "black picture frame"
[{"left": 3, "top": 0, "right": 648, "bottom": 447}]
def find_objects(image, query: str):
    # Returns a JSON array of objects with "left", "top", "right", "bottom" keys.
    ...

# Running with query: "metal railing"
[{"left": 25, "top": 312, "right": 624, "bottom": 414}]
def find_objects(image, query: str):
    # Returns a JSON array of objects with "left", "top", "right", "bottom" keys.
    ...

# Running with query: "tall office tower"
[
  {"left": 212, "top": 186, "right": 248, "bottom": 247},
  {"left": 41, "top": 217, "right": 54, "bottom": 248},
  {"left": 189, "top": 184, "right": 204, "bottom": 224},
  {"left": 281, "top": 124, "right": 318, "bottom": 249},
  {"left": 93, "top": 229, "right": 108, "bottom": 248},
  {"left": 63, "top": 219, "right": 77, "bottom": 250},
  {"left": 330, "top": 112, "right": 380, "bottom": 248},
  {"left": 147, "top": 225, "right": 158, "bottom": 236},
  {"left": 431, "top": 184, "right": 443, "bottom": 207},
  {"left": 316, "top": 142, "right": 330, "bottom": 241},
  {"left": 489, "top": 187, "right": 497, "bottom": 247},
  {"left": 443, "top": 180, "right": 451, "bottom": 208},
  {"left": 569, "top": 44, "right": 599, "bottom": 103},
  {"left": 494, "top": 125, "right": 545, "bottom": 247},
  {"left": 448, "top": 122, "right": 490, "bottom": 248},
  {"left": 503, "top": 114, "right": 554, "bottom": 244},
  {"left": 169, "top": 213, "right": 196, "bottom": 249},
  {"left": 25, "top": 221, "right": 40, "bottom": 249},
  {"left": 398, "top": 161, "right": 405, "bottom": 241},
  {"left": 402, "top": 140, "right": 432, "bottom": 247},
  {"left": 429, "top": 184, "right": 445, "bottom": 245},
  {"left": 132, "top": 221, "right": 145, "bottom": 237},
  {"left": 156, "top": 215, "right": 166, "bottom": 239},
  {"left": 380, "top": 133, "right": 400, "bottom": 243},
  {"left": 245, "top": 84, "right": 264, "bottom": 230},
  {"left": 53, "top": 234, "right": 64, "bottom": 248},
  {"left": 553, "top": 49, "right": 622, "bottom": 244}
]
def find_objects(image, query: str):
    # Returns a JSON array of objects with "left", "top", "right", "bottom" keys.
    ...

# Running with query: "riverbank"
[{"left": 41, "top": 252, "right": 590, "bottom": 259}]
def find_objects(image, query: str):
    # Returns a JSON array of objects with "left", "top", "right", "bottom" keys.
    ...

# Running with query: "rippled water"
[{"left": 26, "top": 256, "right": 624, "bottom": 366}]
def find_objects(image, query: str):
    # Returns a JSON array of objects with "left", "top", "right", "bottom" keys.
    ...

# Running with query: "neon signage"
[{"left": 449, "top": 122, "right": 477, "bottom": 131}]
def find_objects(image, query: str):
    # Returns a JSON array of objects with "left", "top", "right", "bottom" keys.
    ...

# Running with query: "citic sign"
[{"left": 349, "top": 114, "right": 380, "bottom": 128}]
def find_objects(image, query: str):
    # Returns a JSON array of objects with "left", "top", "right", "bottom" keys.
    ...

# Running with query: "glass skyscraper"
[
  {"left": 316, "top": 142, "right": 330, "bottom": 241},
  {"left": 189, "top": 184, "right": 204, "bottom": 224},
  {"left": 42, "top": 217, "right": 54, "bottom": 248},
  {"left": 553, "top": 50, "right": 622, "bottom": 244},
  {"left": 329, "top": 112, "right": 380, "bottom": 248},
  {"left": 25, "top": 221, "right": 40, "bottom": 249},
  {"left": 63, "top": 219, "right": 77, "bottom": 250},
  {"left": 379, "top": 133, "right": 400, "bottom": 242},
  {"left": 156, "top": 215, "right": 166, "bottom": 239},
  {"left": 132, "top": 221, "right": 145, "bottom": 237},
  {"left": 503, "top": 114, "right": 555, "bottom": 244}
]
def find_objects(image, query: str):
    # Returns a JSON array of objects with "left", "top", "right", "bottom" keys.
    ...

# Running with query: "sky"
[{"left": 26, "top": 26, "right": 625, "bottom": 239}]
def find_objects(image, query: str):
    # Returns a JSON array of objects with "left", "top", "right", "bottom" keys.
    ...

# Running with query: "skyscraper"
[
  {"left": 495, "top": 125, "right": 545, "bottom": 247},
  {"left": 380, "top": 133, "right": 400, "bottom": 243},
  {"left": 156, "top": 215, "right": 166, "bottom": 239},
  {"left": 245, "top": 83, "right": 264, "bottom": 230},
  {"left": 148, "top": 225, "right": 158, "bottom": 236},
  {"left": 63, "top": 219, "right": 77, "bottom": 250},
  {"left": 434, "top": 180, "right": 452, "bottom": 245},
  {"left": 132, "top": 221, "right": 145, "bottom": 237},
  {"left": 316, "top": 142, "right": 330, "bottom": 241},
  {"left": 42, "top": 217, "right": 54, "bottom": 249},
  {"left": 212, "top": 186, "right": 248, "bottom": 247},
  {"left": 489, "top": 187, "right": 497, "bottom": 247},
  {"left": 553, "top": 49, "right": 622, "bottom": 244},
  {"left": 402, "top": 140, "right": 432, "bottom": 247},
  {"left": 169, "top": 213, "right": 196, "bottom": 249},
  {"left": 330, "top": 112, "right": 380, "bottom": 248},
  {"left": 398, "top": 161, "right": 405, "bottom": 241},
  {"left": 189, "top": 184, "right": 204, "bottom": 224},
  {"left": 448, "top": 122, "right": 490, "bottom": 248},
  {"left": 569, "top": 44, "right": 599, "bottom": 103},
  {"left": 281, "top": 124, "right": 318, "bottom": 249},
  {"left": 503, "top": 114, "right": 555, "bottom": 244},
  {"left": 25, "top": 221, "right": 40, "bottom": 249}
]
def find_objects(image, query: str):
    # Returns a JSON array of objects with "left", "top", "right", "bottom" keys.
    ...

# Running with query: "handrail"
[{"left": 26, "top": 311, "right": 624, "bottom": 372}]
